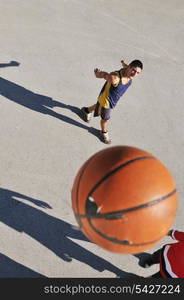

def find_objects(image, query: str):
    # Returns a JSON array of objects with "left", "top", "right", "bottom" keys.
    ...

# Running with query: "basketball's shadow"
[
  {"left": 0, "top": 188, "right": 139, "bottom": 278},
  {"left": 0, "top": 253, "right": 45, "bottom": 278},
  {"left": 0, "top": 77, "right": 101, "bottom": 141}
]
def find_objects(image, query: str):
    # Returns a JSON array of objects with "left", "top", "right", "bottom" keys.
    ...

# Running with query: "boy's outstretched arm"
[{"left": 94, "top": 68, "right": 119, "bottom": 85}]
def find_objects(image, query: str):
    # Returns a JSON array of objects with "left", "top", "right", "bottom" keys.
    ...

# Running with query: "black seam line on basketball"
[
  {"left": 88, "top": 218, "right": 165, "bottom": 246},
  {"left": 87, "top": 156, "right": 155, "bottom": 199},
  {"left": 75, "top": 150, "right": 107, "bottom": 213},
  {"left": 76, "top": 188, "right": 177, "bottom": 219}
]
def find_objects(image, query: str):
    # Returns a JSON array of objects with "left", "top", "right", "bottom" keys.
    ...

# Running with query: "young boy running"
[{"left": 81, "top": 59, "right": 143, "bottom": 144}]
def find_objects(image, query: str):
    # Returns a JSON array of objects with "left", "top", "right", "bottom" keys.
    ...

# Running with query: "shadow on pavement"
[
  {"left": 133, "top": 252, "right": 152, "bottom": 268},
  {"left": 0, "top": 253, "right": 45, "bottom": 278},
  {"left": 0, "top": 77, "right": 101, "bottom": 141},
  {"left": 0, "top": 61, "right": 20, "bottom": 68},
  {"left": 0, "top": 188, "right": 139, "bottom": 278}
]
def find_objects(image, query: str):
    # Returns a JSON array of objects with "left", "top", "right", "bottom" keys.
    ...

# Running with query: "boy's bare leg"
[
  {"left": 100, "top": 119, "right": 108, "bottom": 132},
  {"left": 88, "top": 104, "right": 96, "bottom": 113},
  {"left": 100, "top": 119, "right": 111, "bottom": 144}
]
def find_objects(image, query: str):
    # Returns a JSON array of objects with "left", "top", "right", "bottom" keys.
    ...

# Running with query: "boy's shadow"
[
  {"left": 0, "top": 77, "right": 101, "bottom": 141},
  {"left": 0, "top": 188, "right": 139, "bottom": 278},
  {"left": 0, "top": 253, "right": 45, "bottom": 278},
  {"left": 0, "top": 61, "right": 20, "bottom": 68}
]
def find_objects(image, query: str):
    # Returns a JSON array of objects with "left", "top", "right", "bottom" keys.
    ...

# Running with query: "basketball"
[{"left": 71, "top": 146, "right": 178, "bottom": 254}]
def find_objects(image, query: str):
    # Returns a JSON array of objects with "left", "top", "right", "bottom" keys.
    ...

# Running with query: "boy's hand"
[
  {"left": 94, "top": 68, "right": 104, "bottom": 78},
  {"left": 94, "top": 68, "right": 100, "bottom": 76},
  {"left": 121, "top": 60, "right": 128, "bottom": 68},
  {"left": 167, "top": 229, "right": 173, "bottom": 237}
]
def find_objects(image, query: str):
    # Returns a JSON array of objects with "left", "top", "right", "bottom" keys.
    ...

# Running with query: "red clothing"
[{"left": 160, "top": 230, "right": 184, "bottom": 278}]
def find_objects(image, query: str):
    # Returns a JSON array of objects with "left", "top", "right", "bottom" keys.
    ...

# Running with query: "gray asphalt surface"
[{"left": 0, "top": 0, "right": 184, "bottom": 278}]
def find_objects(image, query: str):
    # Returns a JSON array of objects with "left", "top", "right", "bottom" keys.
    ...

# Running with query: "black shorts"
[{"left": 94, "top": 102, "right": 111, "bottom": 120}]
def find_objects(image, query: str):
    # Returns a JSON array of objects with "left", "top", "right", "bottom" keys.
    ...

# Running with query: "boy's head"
[
  {"left": 129, "top": 60, "right": 143, "bottom": 70},
  {"left": 126, "top": 60, "right": 143, "bottom": 79}
]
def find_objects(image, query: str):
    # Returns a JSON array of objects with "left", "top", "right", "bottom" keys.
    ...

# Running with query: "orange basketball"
[{"left": 71, "top": 146, "right": 178, "bottom": 254}]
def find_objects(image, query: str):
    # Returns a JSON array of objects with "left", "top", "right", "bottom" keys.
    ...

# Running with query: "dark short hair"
[{"left": 129, "top": 60, "right": 143, "bottom": 70}]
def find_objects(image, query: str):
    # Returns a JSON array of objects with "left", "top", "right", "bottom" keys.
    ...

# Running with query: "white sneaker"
[
  {"left": 81, "top": 107, "right": 92, "bottom": 122},
  {"left": 101, "top": 131, "right": 111, "bottom": 144}
]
